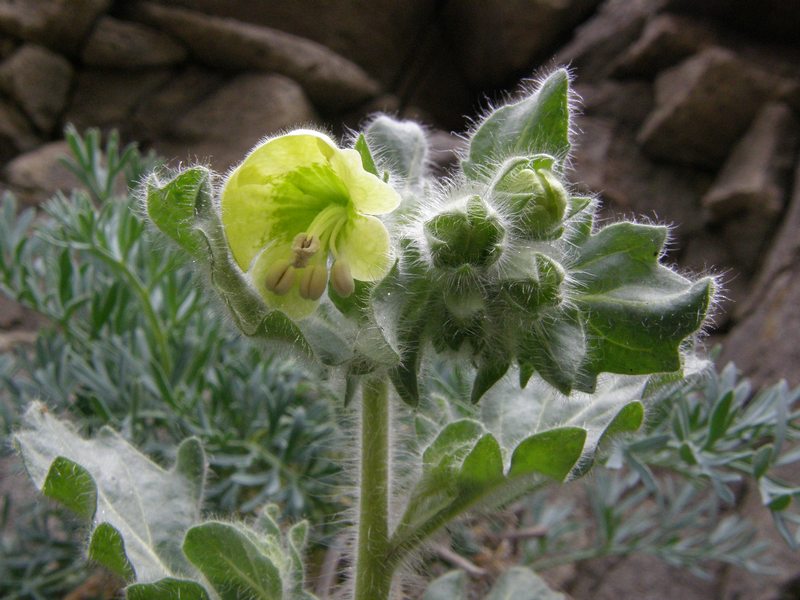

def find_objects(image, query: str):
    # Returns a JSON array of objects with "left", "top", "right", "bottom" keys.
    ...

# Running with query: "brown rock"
[
  {"left": 157, "top": 73, "right": 318, "bottom": 170},
  {"left": 82, "top": 16, "right": 187, "bottom": 68},
  {"left": 0, "top": 0, "right": 111, "bottom": 54},
  {"left": 595, "top": 128, "right": 712, "bottom": 247},
  {"left": 611, "top": 13, "right": 717, "bottom": 78},
  {"left": 3, "top": 141, "right": 80, "bottom": 204},
  {"left": 570, "top": 116, "right": 615, "bottom": 194},
  {"left": 638, "top": 47, "right": 774, "bottom": 169},
  {"left": 553, "top": 0, "right": 665, "bottom": 83},
  {"left": 574, "top": 81, "right": 655, "bottom": 129},
  {"left": 131, "top": 66, "right": 225, "bottom": 140},
  {"left": 133, "top": 0, "right": 434, "bottom": 87},
  {"left": 131, "top": 2, "right": 380, "bottom": 111},
  {"left": 720, "top": 159, "right": 800, "bottom": 386},
  {"left": 442, "top": 0, "right": 601, "bottom": 88},
  {"left": 0, "top": 99, "right": 38, "bottom": 163},
  {"left": 0, "top": 44, "right": 73, "bottom": 133},
  {"left": 65, "top": 69, "right": 173, "bottom": 131},
  {"left": 703, "top": 102, "right": 796, "bottom": 220},
  {"left": 701, "top": 103, "right": 797, "bottom": 276}
]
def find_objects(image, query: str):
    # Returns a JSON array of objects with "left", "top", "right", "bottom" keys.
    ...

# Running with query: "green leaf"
[
  {"left": 423, "top": 419, "right": 486, "bottom": 472},
  {"left": 485, "top": 567, "right": 566, "bottom": 600},
  {"left": 706, "top": 391, "right": 734, "bottom": 448},
  {"left": 183, "top": 521, "right": 283, "bottom": 600},
  {"left": 354, "top": 133, "right": 379, "bottom": 176},
  {"left": 571, "top": 222, "right": 714, "bottom": 377},
  {"left": 127, "top": 578, "right": 210, "bottom": 600},
  {"left": 42, "top": 456, "right": 97, "bottom": 521},
  {"left": 459, "top": 434, "right": 504, "bottom": 489},
  {"left": 422, "top": 570, "right": 468, "bottom": 600},
  {"left": 146, "top": 167, "right": 212, "bottom": 259},
  {"left": 471, "top": 357, "right": 510, "bottom": 404},
  {"left": 90, "top": 523, "right": 135, "bottom": 581},
  {"left": 463, "top": 69, "right": 571, "bottom": 180},
  {"left": 508, "top": 428, "right": 586, "bottom": 480},
  {"left": 364, "top": 115, "right": 428, "bottom": 187},
  {"left": 14, "top": 402, "right": 204, "bottom": 583}
]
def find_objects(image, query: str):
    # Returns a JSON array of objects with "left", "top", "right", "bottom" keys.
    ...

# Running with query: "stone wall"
[{"left": 2, "top": 0, "right": 800, "bottom": 391}]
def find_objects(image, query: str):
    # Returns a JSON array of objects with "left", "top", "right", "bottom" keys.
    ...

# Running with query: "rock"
[
  {"left": 720, "top": 159, "right": 800, "bottom": 387},
  {"left": 703, "top": 103, "right": 796, "bottom": 220},
  {"left": 665, "top": 0, "right": 800, "bottom": 43},
  {"left": 700, "top": 103, "right": 797, "bottom": 275},
  {"left": 0, "top": 44, "right": 73, "bottom": 134},
  {"left": 638, "top": 47, "right": 774, "bottom": 169},
  {"left": 574, "top": 80, "right": 654, "bottom": 129},
  {"left": 570, "top": 116, "right": 615, "bottom": 193},
  {"left": 0, "top": 0, "right": 111, "bottom": 54},
  {"left": 611, "top": 13, "right": 717, "bottom": 77},
  {"left": 0, "top": 33, "right": 14, "bottom": 58},
  {"left": 0, "top": 99, "right": 38, "bottom": 163},
  {"left": 65, "top": 69, "right": 173, "bottom": 131},
  {"left": 441, "top": 0, "right": 601, "bottom": 88},
  {"left": 157, "top": 73, "right": 318, "bottom": 170},
  {"left": 135, "top": 0, "right": 434, "bottom": 87},
  {"left": 552, "top": 0, "right": 665, "bottom": 83},
  {"left": 82, "top": 16, "right": 188, "bottom": 68},
  {"left": 131, "top": 66, "right": 225, "bottom": 141},
  {"left": 594, "top": 128, "right": 711, "bottom": 247},
  {"left": 130, "top": 2, "right": 380, "bottom": 111},
  {"left": 3, "top": 141, "right": 80, "bottom": 204}
]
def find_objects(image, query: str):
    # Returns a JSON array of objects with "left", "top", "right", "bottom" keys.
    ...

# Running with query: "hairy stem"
[{"left": 354, "top": 377, "right": 392, "bottom": 600}]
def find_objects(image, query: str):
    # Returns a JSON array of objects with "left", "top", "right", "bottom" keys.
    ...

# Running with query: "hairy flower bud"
[
  {"left": 493, "top": 155, "right": 568, "bottom": 239},
  {"left": 424, "top": 195, "right": 505, "bottom": 270},
  {"left": 501, "top": 253, "right": 565, "bottom": 313}
]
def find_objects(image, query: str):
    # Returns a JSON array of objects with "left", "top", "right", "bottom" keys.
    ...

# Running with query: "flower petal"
[
  {"left": 335, "top": 214, "right": 393, "bottom": 281},
  {"left": 329, "top": 148, "right": 401, "bottom": 215},
  {"left": 250, "top": 243, "right": 318, "bottom": 319},
  {"left": 235, "top": 130, "right": 337, "bottom": 185}
]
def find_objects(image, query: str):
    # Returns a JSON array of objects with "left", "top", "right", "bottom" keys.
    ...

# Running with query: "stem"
[{"left": 354, "top": 377, "right": 393, "bottom": 600}]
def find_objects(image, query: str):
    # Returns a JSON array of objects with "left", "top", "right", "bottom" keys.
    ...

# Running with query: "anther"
[
  {"left": 331, "top": 260, "right": 355, "bottom": 298},
  {"left": 299, "top": 264, "right": 328, "bottom": 300},
  {"left": 265, "top": 260, "right": 295, "bottom": 295}
]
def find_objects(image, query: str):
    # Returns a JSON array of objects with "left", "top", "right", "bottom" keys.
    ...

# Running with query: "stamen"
[
  {"left": 299, "top": 264, "right": 328, "bottom": 300},
  {"left": 265, "top": 260, "right": 295, "bottom": 295},
  {"left": 331, "top": 260, "right": 355, "bottom": 298}
]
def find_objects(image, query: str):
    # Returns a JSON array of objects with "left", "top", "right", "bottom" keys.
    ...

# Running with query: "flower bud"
[
  {"left": 501, "top": 254, "right": 565, "bottom": 313},
  {"left": 424, "top": 195, "right": 505, "bottom": 270},
  {"left": 265, "top": 260, "right": 296, "bottom": 296},
  {"left": 493, "top": 156, "right": 568, "bottom": 239},
  {"left": 299, "top": 264, "right": 328, "bottom": 300}
]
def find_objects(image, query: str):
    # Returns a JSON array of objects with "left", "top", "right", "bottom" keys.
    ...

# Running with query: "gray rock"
[
  {"left": 574, "top": 80, "right": 655, "bottom": 129},
  {"left": 611, "top": 13, "right": 717, "bottom": 77},
  {"left": 0, "top": 0, "right": 111, "bottom": 53},
  {"left": 0, "top": 99, "right": 38, "bottom": 163},
  {"left": 703, "top": 102, "right": 796, "bottom": 220},
  {"left": 158, "top": 73, "right": 318, "bottom": 170},
  {"left": 442, "top": 0, "right": 601, "bottom": 88},
  {"left": 136, "top": 0, "right": 434, "bottom": 88},
  {"left": 3, "top": 141, "right": 80, "bottom": 204},
  {"left": 638, "top": 47, "right": 774, "bottom": 169},
  {"left": 131, "top": 2, "right": 380, "bottom": 111},
  {"left": 82, "top": 16, "right": 188, "bottom": 68},
  {"left": 0, "top": 44, "right": 73, "bottom": 133},
  {"left": 131, "top": 66, "right": 226, "bottom": 140},
  {"left": 65, "top": 69, "right": 173, "bottom": 131},
  {"left": 570, "top": 116, "right": 615, "bottom": 194},
  {"left": 720, "top": 159, "right": 800, "bottom": 387},
  {"left": 553, "top": 0, "right": 665, "bottom": 83},
  {"left": 428, "top": 129, "right": 466, "bottom": 174}
]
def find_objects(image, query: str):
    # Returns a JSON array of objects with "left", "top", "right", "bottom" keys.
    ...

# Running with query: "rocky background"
[{"left": 1, "top": 0, "right": 799, "bottom": 598}]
